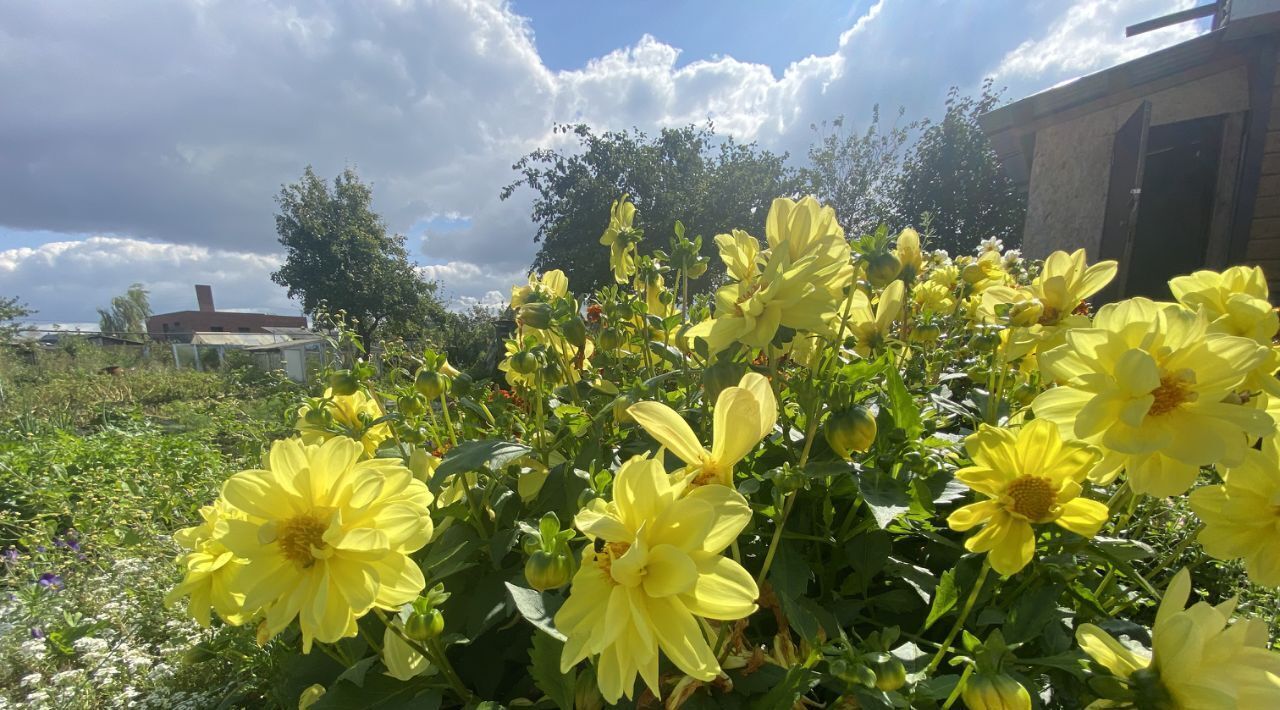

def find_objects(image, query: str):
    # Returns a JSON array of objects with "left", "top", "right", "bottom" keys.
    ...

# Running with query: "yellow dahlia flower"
[
  {"left": 764, "top": 196, "right": 853, "bottom": 295},
  {"left": 510, "top": 269, "right": 570, "bottom": 308},
  {"left": 627, "top": 372, "right": 776, "bottom": 487},
  {"left": 688, "top": 237, "right": 841, "bottom": 353},
  {"left": 1170, "top": 265, "right": 1280, "bottom": 403},
  {"left": 555, "top": 456, "right": 759, "bottom": 704},
  {"left": 847, "top": 280, "right": 905, "bottom": 357},
  {"left": 912, "top": 280, "right": 957, "bottom": 316},
  {"left": 947, "top": 420, "right": 1108, "bottom": 575},
  {"left": 600, "top": 195, "right": 640, "bottom": 284},
  {"left": 1033, "top": 298, "right": 1273, "bottom": 497},
  {"left": 1076, "top": 568, "right": 1280, "bottom": 707},
  {"left": 895, "top": 227, "right": 924, "bottom": 282},
  {"left": 1169, "top": 265, "right": 1270, "bottom": 318},
  {"left": 1030, "top": 249, "right": 1116, "bottom": 325},
  {"left": 167, "top": 500, "right": 250, "bottom": 626},
  {"left": 1189, "top": 439, "right": 1280, "bottom": 587},
  {"left": 297, "top": 388, "right": 392, "bottom": 456},
  {"left": 215, "top": 437, "right": 434, "bottom": 651}
]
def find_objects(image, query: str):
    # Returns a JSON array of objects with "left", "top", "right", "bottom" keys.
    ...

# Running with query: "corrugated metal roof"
[
  {"left": 242, "top": 337, "right": 327, "bottom": 352},
  {"left": 190, "top": 332, "right": 294, "bottom": 346}
]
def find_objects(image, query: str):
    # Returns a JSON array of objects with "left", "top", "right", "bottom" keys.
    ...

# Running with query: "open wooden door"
[{"left": 1096, "top": 101, "right": 1151, "bottom": 303}]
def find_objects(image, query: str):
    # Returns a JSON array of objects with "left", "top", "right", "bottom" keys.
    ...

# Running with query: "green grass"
[{"left": 0, "top": 346, "right": 303, "bottom": 708}]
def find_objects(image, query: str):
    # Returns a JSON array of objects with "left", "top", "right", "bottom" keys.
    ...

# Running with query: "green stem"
[
  {"left": 374, "top": 609, "right": 474, "bottom": 703},
  {"left": 943, "top": 664, "right": 974, "bottom": 709},
  {"left": 755, "top": 415, "right": 820, "bottom": 586},
  {"left": 926, "top": 561, "right": 991, "bottom": 674},
  {"left": 437, "top": 392, "right": 458, "bottom": 448}
]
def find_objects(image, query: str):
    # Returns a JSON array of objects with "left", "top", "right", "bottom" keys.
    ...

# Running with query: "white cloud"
[
  {"left": 1, "top": 0, "right": 1203, "bottom": 322},
  {"left": 995, "top": 0, "right": 1202, "bottom": 81},
  {"left": 0, "top": 237, "right": 297, "bottom": 322}
]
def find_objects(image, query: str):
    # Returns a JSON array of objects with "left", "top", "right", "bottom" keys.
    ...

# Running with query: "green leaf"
[
  {"left": 749, "top": 666, "right": 819, "bottom": 710},
  {"left": 1004, "top": 584, "right": 1064, "bottom": 645},
  {"left": 857, "top": 471, "right": 911, "bottom": 529},
  {"left": 924, "top": 569, "right": 958, "bottom": 630},
  {"left": 1089, "top": 537, "right": 1155, "bottom": 562},
  {"left": 845, "top": 530, "right": 892, "bottom": 579},
  {"left": 431, "top": 439, "right": 532, "bottom": 488},
  {"left": 883, "top": 367, "right": 923, "bottom": 438},
  {"left": 529, "top": 630, "right": 575, "bottom": 710},
  {"left": 505, "top": 582, "right": 566, "bottom": 641},
  {"left": 312, "top": 673, "right": 441, "bottom": 710},
  {"left": 419, "top": 524, "right": 482, "bottom": 583}
]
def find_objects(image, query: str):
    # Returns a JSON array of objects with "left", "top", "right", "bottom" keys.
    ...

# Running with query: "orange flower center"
[
  {"left": 1005, "top": 476, "right": 1056, "bottom": 522},
  {"left": 1149, "top": 375, "right": 1194, "bottom": 416},
  {"left": 278, "top": 515, "right": 328, "bottom": 567}
]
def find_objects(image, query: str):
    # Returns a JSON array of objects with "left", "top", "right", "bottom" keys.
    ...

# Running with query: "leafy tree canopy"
[
  {"left": 272, "top": 166, "right": 447, "bottom": 344},
  {"left": 502, "top": 123, "right": 802, "bottom": 294},
  {"left": 802, "top": 106, "right": 917, "bottom": 239},
  {"left": 0, "top": 296, "right": 33, "bottom": 341},
  {"left": 894, "top": 81, "right": 1026, "bottom": 254},
  {"left": 97, "top": 283, "right": 151, "bottom": 341}
]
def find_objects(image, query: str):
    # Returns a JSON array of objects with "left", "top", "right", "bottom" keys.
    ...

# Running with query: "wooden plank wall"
[{"left": 1244, "top": 57, "right": 1280, "bottom": 293}]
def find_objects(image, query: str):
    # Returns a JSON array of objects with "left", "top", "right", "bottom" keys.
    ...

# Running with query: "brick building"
[{"left": 146, "top": 285, "right": 306, "bottom": 341}]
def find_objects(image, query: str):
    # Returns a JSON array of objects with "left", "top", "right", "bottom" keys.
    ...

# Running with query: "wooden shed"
[{"left": 980, "top": 0, "right": 1280, "bottom": 300}]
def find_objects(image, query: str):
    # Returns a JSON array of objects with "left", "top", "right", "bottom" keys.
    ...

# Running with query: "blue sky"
[
  {"left": 512, "top": 0, "right": 868, "bottom": 73},
  {"left": 0, "top": 0, "right": 1205, "bottom": 324}
]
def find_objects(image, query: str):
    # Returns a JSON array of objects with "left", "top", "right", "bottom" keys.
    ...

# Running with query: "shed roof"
[
  {"left": 980, "top": 4, "right": 1280, "bottom": 185},
  {"left": 190, "top": 332, "right": 294, "bottom": 346}
]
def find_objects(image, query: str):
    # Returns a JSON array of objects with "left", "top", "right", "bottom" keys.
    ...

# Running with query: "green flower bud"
[
  {"left": 328, "top": 370, "right": 359, "bottom": 396},
  {"left": 509, "top": 350, "right": 540, "bottom": 375},
  {"left": 397, "top": 394, "right": 425, "bottom": 417},
  {"left": 561, "top": 316, "right": 587, "bottom": 349},
  {"left": 525, "top": 549, "right": 573, "bottom": 591},
  {"left": 866, "top": 252, "right": 902, "bottom": 288},
  {"left": 518, "top": 302, "right": 553, "bottom": 329},
  {"left": 403, "top": 608, "right": 444, "bottom": 642},
  {"left": 414, "top": 369, "right": 449, "bottom": 399},
  {"left": 303, "top": 405, "right": 331, "bottom": 428},
  {"left": 865, "top": 652, "right": 906, "bottom": 692},
  {"left": 911, "top": 323, "right": 942, "bottom": 344},
  {"left": 825, "top": 406, "right": 877, "bottom": 459},
  {"left": 598, "top": 327, "right": 624, "bottom": 351}
]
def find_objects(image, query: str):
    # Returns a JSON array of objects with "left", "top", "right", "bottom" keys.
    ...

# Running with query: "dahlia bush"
[{"left": 171, "top": 195, "right": 1280, "bottom": 708}]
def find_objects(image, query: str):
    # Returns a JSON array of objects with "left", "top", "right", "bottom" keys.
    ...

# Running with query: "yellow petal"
[
  {"left": 711, "top": 387, "right": 764, "bottom": 471},
  {"left": 627, "top": 402, "right": 707, "bottom": 466},
  {"left": 1054, "top": 499, "right": 1108, "bottom": 538},
  {"left": 647, "top": 595, "right": 719, "bottom": 681},
  {"left": 737, "top": 372, "right": 778, "bottom": 441},
  {"left": 1075, "top": 623, "right": 1147, "bottom": 678},
  {"left": 641, "top": 544, "right": 698, "bottom": 598},
  {"left": 680, "top": 556, "right": 758, "bottom": 620}
]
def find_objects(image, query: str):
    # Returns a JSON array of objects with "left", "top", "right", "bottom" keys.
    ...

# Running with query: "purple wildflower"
[{"left": 37, "top": 572, "right": 63, "bottom": 590}]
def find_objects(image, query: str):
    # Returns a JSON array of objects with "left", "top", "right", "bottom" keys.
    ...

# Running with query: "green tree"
[
  {"left": 502, "top": 123, "right": 801, "bottom": 293},
  {"left": 97, "top": 283, "right": 151, "bottom": 340},
  {"left": 271, "top": 166, "right": 447, "bottom": 345},
  {"left": 802, "top": 106, "right": 916, "bottom": 237},
  {"left": 0, "top": 296, "right": 33, "bottom": 341},
  {"left": 894, "top": 81, "right": 1025, "bottom": 254}
]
